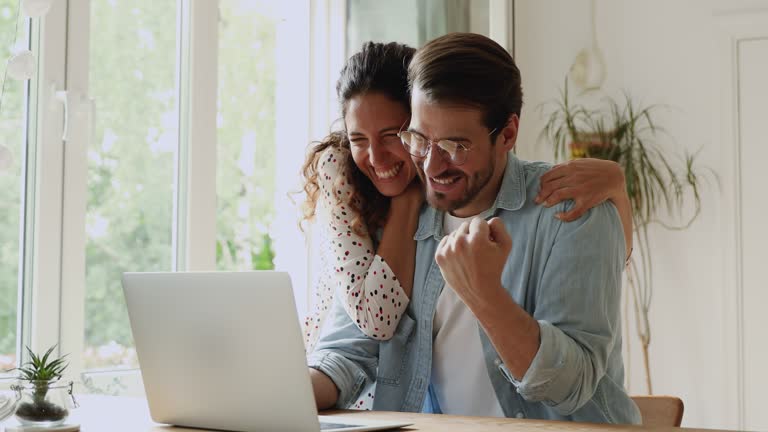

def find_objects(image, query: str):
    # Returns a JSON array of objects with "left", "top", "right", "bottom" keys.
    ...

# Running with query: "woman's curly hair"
[{"left": 300, "top": 41, "right": 416, "bottom": 236}]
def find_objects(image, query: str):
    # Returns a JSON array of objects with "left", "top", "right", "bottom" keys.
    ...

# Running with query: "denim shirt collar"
[{"left": 414, "top": 153, "right": 526, "bottom": 241}]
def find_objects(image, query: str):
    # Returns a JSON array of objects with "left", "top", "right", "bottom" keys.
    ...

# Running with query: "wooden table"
[{"left": 8, "top": 395, "right": 738, "bottom": 432}]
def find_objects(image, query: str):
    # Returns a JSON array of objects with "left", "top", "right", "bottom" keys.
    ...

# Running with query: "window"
[
  {"left": 216, "top": 0, "right": 312, "bottom": 317},
  {"left": 59, "top": 0, "right": 312, "bottom": 394},
  {"left": 82, "top": 0, "right": 179, "bottom": 371},
  {"left": 0, "top": 1, "right": 32, "bottom": 372},
  {"left": 216, "top": 0, "right": 278, "bottom": 271}
]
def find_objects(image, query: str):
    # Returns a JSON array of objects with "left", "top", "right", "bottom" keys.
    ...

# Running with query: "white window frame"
[
  {"left": 57, "top": 0, "right": 89, "bottom": 380},
  {"left": 27, "top": 0, "right": 68, "bottom": 362},
  {"left": 176, "top": 0, "right": 218, "bottom": 273}
]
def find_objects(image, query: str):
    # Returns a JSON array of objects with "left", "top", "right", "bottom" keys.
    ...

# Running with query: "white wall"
[{"left": 514, "top": 1, "right": 768, "bottom": 429}]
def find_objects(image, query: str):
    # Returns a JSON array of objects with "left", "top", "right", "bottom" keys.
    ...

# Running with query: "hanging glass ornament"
[{"left": 7, "top": 50, "right": 35, "bottom": 80}]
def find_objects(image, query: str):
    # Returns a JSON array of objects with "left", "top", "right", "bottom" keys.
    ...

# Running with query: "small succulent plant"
[
  {"left": 7, "top": 345, "right": 70, "bottom": 423},
  {"left": 14, "top": 345, "right": 69, "bottom": 384}
]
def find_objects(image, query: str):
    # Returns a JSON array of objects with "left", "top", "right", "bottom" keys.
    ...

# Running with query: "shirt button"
[
  {"left": 515, "top": 412, "right": 525, "bottom": 419},
  {"left": 494, "top": 358, "right": 502, "bottom": 366}
]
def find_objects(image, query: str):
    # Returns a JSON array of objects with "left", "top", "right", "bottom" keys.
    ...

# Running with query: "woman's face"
[{"left": 344, "top": 92, "right": 416, "bottom": 197}]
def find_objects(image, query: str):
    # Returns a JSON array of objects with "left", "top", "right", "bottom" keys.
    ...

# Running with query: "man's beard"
[{"left": 416, "top": 153, "right": 495, "bottom": 213}]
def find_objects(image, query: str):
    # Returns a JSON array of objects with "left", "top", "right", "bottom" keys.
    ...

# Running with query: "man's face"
[{"left": 409, "top": 86, "right": 516, "bottom": 217}]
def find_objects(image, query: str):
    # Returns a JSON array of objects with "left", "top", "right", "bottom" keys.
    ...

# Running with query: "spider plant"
[{"left": 539, "top": 80, "right": 711, "bottom": 394}]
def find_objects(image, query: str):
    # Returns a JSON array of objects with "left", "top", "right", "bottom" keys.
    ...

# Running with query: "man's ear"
[{"left": 499, "top": 114, "right": 519, "bottom": 152}]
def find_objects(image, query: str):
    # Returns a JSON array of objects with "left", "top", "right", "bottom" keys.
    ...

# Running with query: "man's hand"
[
  {"left": 435, "top": 217, "right": 512, "bottom": 307},
  {"left": 436, "top": 217, "right": 540, "bottom": 380}
]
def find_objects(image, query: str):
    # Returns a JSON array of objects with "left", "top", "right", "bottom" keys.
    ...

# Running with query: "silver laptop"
[{"left": 122, "top": 271, "right": 411, "bottom": 432}]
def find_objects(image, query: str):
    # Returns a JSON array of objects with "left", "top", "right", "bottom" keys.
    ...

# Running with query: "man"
[{"left": 307, "top": 33, "right": 640, "bottom": 424}]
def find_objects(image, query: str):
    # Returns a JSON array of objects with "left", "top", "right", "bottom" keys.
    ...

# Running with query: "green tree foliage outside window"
[{"left": 83, "top": 0, "right": 178, "bottom": 369}]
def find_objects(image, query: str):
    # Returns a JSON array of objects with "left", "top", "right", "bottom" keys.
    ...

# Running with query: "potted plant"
[
  {"left": 7, "top": 345, "right": 78, "bottom": 427},
  {"left": 539, "top": 81, "right": 711, "bottom": 394}
]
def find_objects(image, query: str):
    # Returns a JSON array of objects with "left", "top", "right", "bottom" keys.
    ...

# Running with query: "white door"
[
  {"left": 713, "top": 5, "right": 768, "bottom": 429},
  {"left": 733, "top": 31, "right": 768, "bottom": 432}
]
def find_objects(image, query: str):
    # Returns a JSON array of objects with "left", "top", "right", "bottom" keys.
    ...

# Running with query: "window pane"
[
  {"left": 346, "top": 0, "right": 489, "bottom": 52},
  {"left": 216, "top": 0, "right": 278, "bottom": 271},
  {"left": 85, "top": 0, "right": 178, "bottom": 370},
  {"left": 0, "top": 3, "right": 31, "bottom": 371}
]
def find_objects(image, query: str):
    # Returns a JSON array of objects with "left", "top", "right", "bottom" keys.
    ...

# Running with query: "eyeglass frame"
[{"left": 397, "top": 120, "right": 499, "bottom": 166}]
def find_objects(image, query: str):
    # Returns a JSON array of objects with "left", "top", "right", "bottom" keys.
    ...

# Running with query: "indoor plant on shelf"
[
  {"left": 539, "top": 82, "right": 710, "bottom": 394},
  {"left": 7, "top": 345, "right": 78, "bottom": 427}
]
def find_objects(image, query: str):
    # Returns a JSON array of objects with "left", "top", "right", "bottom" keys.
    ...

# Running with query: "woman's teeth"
[{"left": 375, "top": 163, "right": 402, "bottom": 179}]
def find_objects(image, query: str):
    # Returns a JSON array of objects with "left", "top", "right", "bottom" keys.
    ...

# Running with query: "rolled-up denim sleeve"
[
  {"left": 501, "top": 201, "right": 625, "bottom": 415},
  {"left": 307, "top": 293, "right": 380, "bottom": 408}
]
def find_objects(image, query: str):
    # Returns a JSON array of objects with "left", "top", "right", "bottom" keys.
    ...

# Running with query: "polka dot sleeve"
[{"left": 314, "top": 146, "right": 409, "bottom": 341}]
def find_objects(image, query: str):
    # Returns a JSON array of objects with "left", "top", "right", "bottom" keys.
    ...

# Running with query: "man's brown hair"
[{"left": 408, "top": 32, "right": 523, "bottom": 136}]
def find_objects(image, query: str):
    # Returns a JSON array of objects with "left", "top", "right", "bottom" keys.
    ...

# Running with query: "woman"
[{"left": 301, "top": 41, "right": 632, "bottom": 353}]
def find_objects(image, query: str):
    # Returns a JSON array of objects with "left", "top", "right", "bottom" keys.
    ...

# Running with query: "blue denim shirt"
[{"left": 308, "top": 154, "right": 641, "bottom": 424}]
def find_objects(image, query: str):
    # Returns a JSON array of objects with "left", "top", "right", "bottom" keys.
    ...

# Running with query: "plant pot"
[
  {"left": 569, "top": 131, "right": 618, "bottom": 160},
  {"left": 10, "top": 379, "right": 78, "bottom": 427}
]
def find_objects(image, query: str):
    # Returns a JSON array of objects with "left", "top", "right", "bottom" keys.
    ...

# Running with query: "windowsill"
[{"left": 79, "top": 368, "right": 145, "bottom": 397}]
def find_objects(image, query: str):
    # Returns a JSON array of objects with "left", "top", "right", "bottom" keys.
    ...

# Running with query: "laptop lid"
[{"left": 122, "top": 271, "right": 320, "bottom": 432}]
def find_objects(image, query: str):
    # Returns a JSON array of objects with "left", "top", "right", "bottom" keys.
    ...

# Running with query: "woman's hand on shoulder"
[{"left": 536, "top": 158, "right": 625, "bottom": 222}]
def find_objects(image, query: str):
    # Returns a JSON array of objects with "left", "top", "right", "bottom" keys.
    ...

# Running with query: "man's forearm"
[
  {"left": 310, "top": 368, "right": 339, "bottom": 410},
  {"left": 470, "top": 285, "right": 540, "bottom": 380}
]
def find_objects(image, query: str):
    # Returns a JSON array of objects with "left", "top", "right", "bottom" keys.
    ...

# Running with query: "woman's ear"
[{"left": 499, "top": 114, "right": 519, "bottom": 152}]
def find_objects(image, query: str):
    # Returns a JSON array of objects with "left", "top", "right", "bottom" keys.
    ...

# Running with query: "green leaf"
[{"left": 11, "top": 345, "right": 69, "bottom": 382}]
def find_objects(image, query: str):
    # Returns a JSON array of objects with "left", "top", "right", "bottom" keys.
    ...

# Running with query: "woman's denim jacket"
[{"left": 308, "top": 154, "right": 641, "bottom": 424}]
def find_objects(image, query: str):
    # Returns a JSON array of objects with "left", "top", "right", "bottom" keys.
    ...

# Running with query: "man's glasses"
[{"left": 397, "top": 127, "right": 497, "bottom": 166}]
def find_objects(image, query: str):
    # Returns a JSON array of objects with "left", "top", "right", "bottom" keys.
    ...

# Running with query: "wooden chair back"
[{"left": 631, "top": 395, "right": 684, "bottom": 427}]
